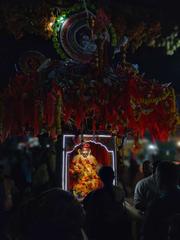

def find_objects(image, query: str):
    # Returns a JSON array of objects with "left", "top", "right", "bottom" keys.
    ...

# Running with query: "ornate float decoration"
[
  {"left": 0, "top": 1, "right": 177, "bottom": 199},
  {"left": 0, "top": 3, "right": 177, "bottom": 143},
  {"left": 18, "top": 51, "right": 46, "bottom": 74},
  {"left": 52, "top": 4, "right": 117, "bottom": 63}
]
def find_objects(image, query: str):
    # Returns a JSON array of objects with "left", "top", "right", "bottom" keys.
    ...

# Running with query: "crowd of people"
[{"left": 0, "top": 136, "right": 179, "bottom": 240}]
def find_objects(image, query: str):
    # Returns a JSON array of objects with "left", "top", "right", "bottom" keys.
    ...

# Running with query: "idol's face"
[{"left": 81, "top": 149, "right": 89, "bottom": 158}]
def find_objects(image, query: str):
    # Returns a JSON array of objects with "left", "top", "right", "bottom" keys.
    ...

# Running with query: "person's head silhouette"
[
  {"left": 98, "top": 166, "right": 114, "bottom": 186},
  {"left": 156, "top": 161, "right": 179, "bottom": 190},
  {"left": 151, "top": 155, "right": 161, "bottom": 174}
]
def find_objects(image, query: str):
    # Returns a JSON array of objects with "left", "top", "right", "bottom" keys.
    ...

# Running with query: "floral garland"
[
  {"left": 130, "top": 90, "right": 172, "bottom": 106},
  {"left": 52, "top": 14, "right": 67, "bottom": 59},
  {"left": 153, "top": 26, "right": 180, "bottom": 55}
]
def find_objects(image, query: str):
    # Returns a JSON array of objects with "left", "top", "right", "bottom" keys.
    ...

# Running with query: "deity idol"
[{"left": 69, "top": 143, "right": 102, "bottom": 199}]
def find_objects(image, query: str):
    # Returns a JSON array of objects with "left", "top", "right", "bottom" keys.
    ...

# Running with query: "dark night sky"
[
  {"left": 0, "top": 0, "right": 180, "bottom": 92},
  {"left": 129, "top": 47, "right": 180, "bottom": 92}
]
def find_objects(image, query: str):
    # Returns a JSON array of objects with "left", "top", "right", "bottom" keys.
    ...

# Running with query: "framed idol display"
[{"left": 62, "top": 134, "right": 117, "bottom": 200}]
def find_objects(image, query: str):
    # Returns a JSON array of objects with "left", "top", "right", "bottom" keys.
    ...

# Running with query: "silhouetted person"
[
  {"left": 142, "top": 160, "right": 152, "bottom": 178},
  {"left": 134, "top": 157, "right": 160, "bottom": 212},
  {"left": 129, "top": 152, "right": 139, "bottom": 189},
  {"left": 83, "top": 166, "right": 132, "bottom": 240},
  {"left": 14, "top": 188, "right": 85, "bottom": 240},
  {"left": 142, "top": 161, "right": 180, "bottom": 240},
  {"left": 0, "top": 164, "right": 18, "bottom": 239}
]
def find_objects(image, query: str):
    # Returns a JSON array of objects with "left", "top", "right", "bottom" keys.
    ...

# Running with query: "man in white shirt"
[{"left": 134, "top": 158, "right": 160, "bottom": 212}]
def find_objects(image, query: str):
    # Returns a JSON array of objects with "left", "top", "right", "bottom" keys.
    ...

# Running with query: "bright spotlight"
[
  {"left": 176, "top": 140, "right": 180, "bottom": 147},
  {"left": 148, "top": 144, "right": 157, "bottom": 150},
  {"left": 147, "top": 144, "right": 158, "bottom": 154}
]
